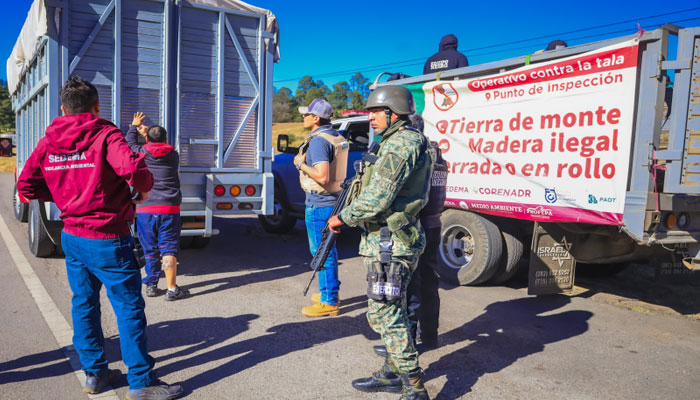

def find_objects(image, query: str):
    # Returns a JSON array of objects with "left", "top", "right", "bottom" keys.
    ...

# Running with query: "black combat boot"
[
  {"left": 373, "top": 345, "right": 388, "bottom": 358},
  {"left": 351, "top": 359, "right": 402, "bottom": 393},
  {"left": 399, "top": 369, "right": 430, "bottom": 400}
]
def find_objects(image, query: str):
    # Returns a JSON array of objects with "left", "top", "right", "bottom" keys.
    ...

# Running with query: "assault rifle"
[
  {"left": 302, "top": 175, "right": 355, "bottom": 296},
  {"left": 302, "top": 143, "right": 379, "bottom": 296}
]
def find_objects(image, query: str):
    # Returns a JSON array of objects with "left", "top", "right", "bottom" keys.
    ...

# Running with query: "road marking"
[{"left": 0, "top": 214, "right": 120, "bottom": 400}]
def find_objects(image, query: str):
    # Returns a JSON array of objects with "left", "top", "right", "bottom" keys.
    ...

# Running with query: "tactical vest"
[
  {"left": 360, "top": 126, "right": 435, "bottom": 246},
  {"left": 298, "top": 129, "right": 349, "bottom": 195},
  {"left": 419, "top": 141, "right": 448, "bottom": 229}
]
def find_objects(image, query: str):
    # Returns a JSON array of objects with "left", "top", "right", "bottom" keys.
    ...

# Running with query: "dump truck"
[
  {"left": 375, "top": 25, "right": 699, "bottom": 294},
  {"left": 7, "top": 0, "right": 278, "bottom": 256}
]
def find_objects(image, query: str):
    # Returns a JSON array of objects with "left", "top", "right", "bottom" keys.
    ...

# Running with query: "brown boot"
[{"left": 399, "top": 369, "right": 430, "bottom": 400}]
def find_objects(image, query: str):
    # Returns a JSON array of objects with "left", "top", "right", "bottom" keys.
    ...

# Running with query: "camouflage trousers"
[{"left": 364, "top": 255, "right": 420, "bottom": 373}]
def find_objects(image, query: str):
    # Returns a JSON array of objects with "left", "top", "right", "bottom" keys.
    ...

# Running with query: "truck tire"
[
  {"left": 191, "top": 236, "right": 211, "bottom": 249},
  {"left": 577, "top": 263, "right": 628, "bottom": 277},
  {"left": 258, "top": 191, "right": 296, "bottom": 234},
  {"left": 490, "top": 223, "right": 525, "bottom": 284},
  {"left": 28, "top": 200, "right": 54, "bottom": 257},
  {"left": 13, "top": 184, "right": 28, "bottom": 222},
  {"left": 437, "top": 210, "right": 503, "bottom": 285},
  {"left": 179, "top": 236, "right": 194, "bottom": 249}
]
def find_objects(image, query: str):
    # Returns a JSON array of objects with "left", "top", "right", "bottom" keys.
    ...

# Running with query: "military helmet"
[{"left": 366, "top": 85, "right": 416, "bottom": 115}]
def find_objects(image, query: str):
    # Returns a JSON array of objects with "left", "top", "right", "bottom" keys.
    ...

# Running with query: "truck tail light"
[
  {"left": 230, "top": 185, "right": 241, "bottom": 196},
  {"left": 216, "top": 202, "right": 233, "bottom": 210},
  {"left": 214, "top": 185, "right": 225, "bottom": 196},
  {"left": 665, "top": 213, "right": 677, "bottom": 229},
  {"left": 245, "top": 185, "right": 256, "bottom": 196}
]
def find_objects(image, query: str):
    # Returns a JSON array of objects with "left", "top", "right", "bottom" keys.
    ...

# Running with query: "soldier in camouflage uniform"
[{"left": 328, "top": 86, "right": 434, "bottom": 400}]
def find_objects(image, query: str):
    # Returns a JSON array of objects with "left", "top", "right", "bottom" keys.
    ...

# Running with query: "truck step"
[
  {"left": 180, "top": 211, "right": 206, "bottom": 217},
  {"left": 181, "top": 197, "right": 205, "bottom": 204},
  {"left": 181, "top": 228, "right": 220, "bottom": 237}
]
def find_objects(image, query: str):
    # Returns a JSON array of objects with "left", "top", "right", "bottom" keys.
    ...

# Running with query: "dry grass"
[
  {"left": 0, "top": 156, "right": 15, "bottom": 174},
  {"left": 272, "top": 122, "right": 307, "bottom": 152}
]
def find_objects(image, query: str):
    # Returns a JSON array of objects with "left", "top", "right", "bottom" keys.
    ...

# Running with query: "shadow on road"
[
  {"left": 0, "top": 296, "right": 592, "bottom": 397},
  {"left": 574, "top": 263, "right": 700, "bottom": 317},
  {"left": 154, "top": 311, "right": 379, "bottom": 390},
  {"left": 0, "top": 349, "right": 74, "bottom": 384},
  {"left": 427, "top": 296, "right": 592, "bottom": 399},
  {"left": 177, "top": 216, "right": 363, "bottom": 297}
]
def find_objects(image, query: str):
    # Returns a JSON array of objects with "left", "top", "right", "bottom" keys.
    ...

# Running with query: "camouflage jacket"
[{"left": 340, "top": 119, "right": 433, "bottom": 258}]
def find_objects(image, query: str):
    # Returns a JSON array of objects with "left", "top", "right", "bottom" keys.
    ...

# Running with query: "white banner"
[{"left": 417, "top": 39, "right": 640, "bottom": 224}]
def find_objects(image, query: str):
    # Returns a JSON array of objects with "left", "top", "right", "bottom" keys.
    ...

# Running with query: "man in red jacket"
[{"left": 17, "top": 75, "right": 183, "bottom": 400}]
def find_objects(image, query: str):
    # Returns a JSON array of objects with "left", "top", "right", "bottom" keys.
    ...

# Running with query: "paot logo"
[
  {"left": 589, "top": 194, "right": 616, "bottom": 203},
  {"left": 544, "top": 188, "right": 558, "bottom": 204},
  {"left": 432, "top": 83, "right": 459, "bottom": 111}
]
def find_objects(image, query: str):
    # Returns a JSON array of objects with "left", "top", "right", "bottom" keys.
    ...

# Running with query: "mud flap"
[{"left": 528, "top": 222, "right": 577, "bottom": 295}]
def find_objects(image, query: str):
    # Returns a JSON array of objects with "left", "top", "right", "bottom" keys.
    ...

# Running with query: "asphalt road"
[{"left": 0, "top": 172, "right": 698, "bottom": 400}]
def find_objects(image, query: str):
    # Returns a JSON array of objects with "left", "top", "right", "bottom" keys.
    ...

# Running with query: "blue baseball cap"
[{"left": 298, "top": 98, "right": 333, "bottom": 119}]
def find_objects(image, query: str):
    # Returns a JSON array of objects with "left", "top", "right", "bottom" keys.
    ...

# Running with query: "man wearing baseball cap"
[{"left": 294, "top": 98, "right": 349, "bottom": 317}]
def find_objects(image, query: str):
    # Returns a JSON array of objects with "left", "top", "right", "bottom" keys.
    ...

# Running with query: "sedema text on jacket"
[{"left": 17, "top": 113, "right": 153, "bottom": 239}]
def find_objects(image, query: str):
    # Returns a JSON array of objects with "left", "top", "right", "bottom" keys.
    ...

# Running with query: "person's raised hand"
[{"left": 131, "top": 112, "right": 146, "bottom": 127}]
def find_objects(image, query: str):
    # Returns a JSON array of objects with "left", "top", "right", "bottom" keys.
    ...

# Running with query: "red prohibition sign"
[{"left": 432, "top": 83, "right": 459, "bottom": 111}]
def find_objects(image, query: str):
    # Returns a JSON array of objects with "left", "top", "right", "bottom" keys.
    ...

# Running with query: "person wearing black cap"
[
  {"left": 546, "top": 40, "right": 568, "bottom": 51},
  {"left": 423, "top": 34, "right": 469, "bottom": 75}
]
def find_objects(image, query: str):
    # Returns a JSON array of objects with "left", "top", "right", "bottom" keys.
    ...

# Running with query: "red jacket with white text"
[{"left": 17, "top": 113, "right": 153, "bottom": 239}]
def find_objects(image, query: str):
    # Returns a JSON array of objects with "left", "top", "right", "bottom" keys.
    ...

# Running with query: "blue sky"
[{"left": 2, "top": 0, "right": 699, "bottom": 91}]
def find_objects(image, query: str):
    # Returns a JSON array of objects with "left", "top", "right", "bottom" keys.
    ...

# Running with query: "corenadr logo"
[{"left": 477, "top": 187, "right": 532, "bottom": 198}]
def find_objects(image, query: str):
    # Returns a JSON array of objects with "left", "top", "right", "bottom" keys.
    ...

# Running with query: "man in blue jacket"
[
  {"left": 423, "top": 34, "right": 469, "bottom": 75},
  {"left": 127, "top": 112, "right": 188, "bottom": 301}
]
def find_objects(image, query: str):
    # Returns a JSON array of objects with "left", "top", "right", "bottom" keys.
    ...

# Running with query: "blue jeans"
[
  {"left": 136, "top": 213, "right": 182, "bottom": 286},
  {"left": 305, "top": 205, "right": 340, "bottom": 305},
  {"left": 61, "top": 231, "right": 155, "bottom": 390}
]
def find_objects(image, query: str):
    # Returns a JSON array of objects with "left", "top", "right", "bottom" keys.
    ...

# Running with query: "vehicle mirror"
[{"left": 277, "top": 134, "right": 289, "bottom": 153}]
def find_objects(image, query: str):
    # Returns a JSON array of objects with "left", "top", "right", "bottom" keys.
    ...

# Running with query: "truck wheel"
[
  {"left": 577, "top": 263, "right": 628, "bottom": 277},
  {"left": 437, "top": 210, "right": 503, "bottom": 285},
  {"left": 13, "top": 184, "right": 28, "bottom": 222},
  {"left": 180, "top": 236, "right": 194, "bottom": 249},
  {"left": 28, "top": 200, "right": 54, "bottom": 257},
  {"left": 258, "top": 192, "right": 296, "bottom": 234},
  {"left": 490, "top": 224, "right": 525, "bottom": 284},
  {"left": 191, "top": 236, "right": 211, "bottom": 249}
]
